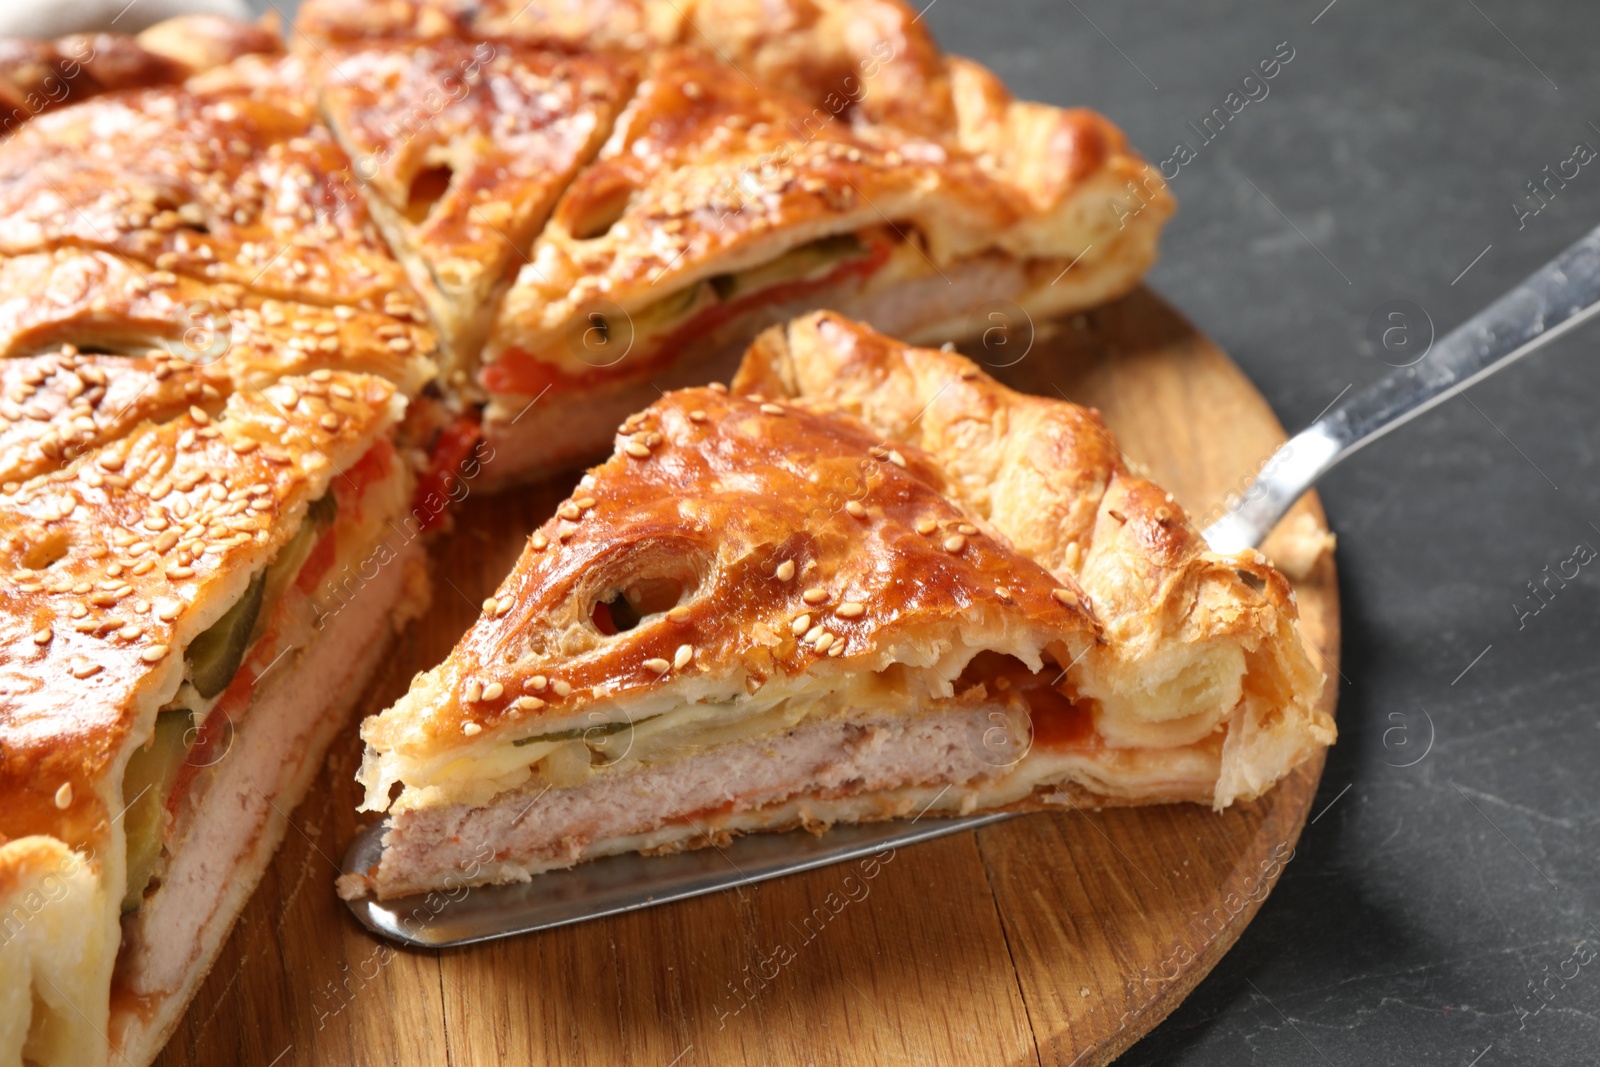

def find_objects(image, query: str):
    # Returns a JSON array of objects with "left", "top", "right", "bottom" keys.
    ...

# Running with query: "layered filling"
[
  {"left": 479, "top": 226, "right": 1069, "bottom": 399},
  {"left": 362, "top": 633, "right": 1250, "bottom": 897},
  {"left": 118, "top": 440, "right": 411, "bottom": 917}
]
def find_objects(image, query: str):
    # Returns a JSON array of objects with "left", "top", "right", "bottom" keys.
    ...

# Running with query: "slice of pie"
[
  {"left": 314, "top": 40, "right": 636, "bottom": 377},
  {"left": 0, "top": 372, "right": 429, "bottom": 1067},
  {"left": 343, "top": 316, "right": 1330, "bottom": 901},
  {"left": 477, "top": 45, "right": 1170, "bottom": 483}
]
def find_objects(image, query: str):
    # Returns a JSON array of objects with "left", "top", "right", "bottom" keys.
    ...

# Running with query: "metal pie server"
[{"left": 343, "top": 221, "right": 1600, "bottom": 948}]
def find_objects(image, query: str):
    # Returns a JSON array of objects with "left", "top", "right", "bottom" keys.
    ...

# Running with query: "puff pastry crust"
[
  {"left": 315, "top": 40, "right": 635, "bottom": 374},
  {"left": 0, "top": 15, "right": 280, "bottom": 137},
  {"left": 350, "top": 316, "right": 1329, "bottom": 900},
  {"left": 0, "top": 68, "right": 423, "bottom": 318}
]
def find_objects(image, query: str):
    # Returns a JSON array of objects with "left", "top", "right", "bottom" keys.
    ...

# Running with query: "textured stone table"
[{"left": 249, "top": 2, "right": 1600, "bottom": 1062}]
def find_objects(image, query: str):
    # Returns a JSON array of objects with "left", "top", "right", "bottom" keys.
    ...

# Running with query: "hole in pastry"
[
  {"left": 23, "top": 528, "right": 71, "bottom": 570},
  {"left": 590, "top": 575, "right": 689, "bottom": 635},
  {"left": 566, "top": 175, "right": 634, "bottom": 240},
  {"left": 404, "top": 165, "right": 454, "bottom": 225},
  {"left": 1235, "top": 569, "right": 1267, "bottom": 593}
]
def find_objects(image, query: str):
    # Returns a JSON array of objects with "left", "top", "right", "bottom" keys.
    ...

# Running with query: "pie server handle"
[
  {"left": 341, "top": 810, "right": 1015, "bottom": 948},
  {"left": 1203, "top": 221, "right": 1600, "bottom": 554}
]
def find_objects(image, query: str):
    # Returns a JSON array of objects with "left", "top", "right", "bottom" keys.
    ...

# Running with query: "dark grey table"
[{"left": 246, "top": 2, "right": 1600, "bottom": 1063}]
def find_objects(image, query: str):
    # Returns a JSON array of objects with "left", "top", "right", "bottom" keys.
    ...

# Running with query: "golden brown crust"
[
  {"left": 315, "top": 39, "right": 635, "bottom": 372},
  {"left": 134, "top": 15, "right": 284, "bottom": 77},
  {"left": 0, "top": 74, "right": 423, "bottom": 317},
  {"left": 0, "top": 35, "right": 181, "bottom": 135},
  {"left": 363, "top": 384, "right": 1097, "bottom": 765},
  {"left": 734, "top": 312, "right": 1332, "bottom": 804},
  {"left": 0, "top": 248, "right": 436, "bottom": 483},
  {"left": 0, "top": 16, "right": 281, "bottom": 137},
  {"left": 482, "top": 45, "right": 1159, "bottom": 387},
  {"left": 0, "top": 371, "right": 402, "bottom": 858}
]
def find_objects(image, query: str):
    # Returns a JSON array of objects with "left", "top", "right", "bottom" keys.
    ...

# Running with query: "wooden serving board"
[{"left": 153, "top": 287, "right": 1338, "bottom": 1067}]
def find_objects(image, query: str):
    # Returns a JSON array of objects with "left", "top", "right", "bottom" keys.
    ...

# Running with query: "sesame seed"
[
  {"left": 464, "top": 680, "right": 483, "bottom": 703},
  {"left": 310, "top": 369, "right": 333, "bottom": 382},
  {"left": 791, "top": 614, "right": 811, "bottom": 636},
  {"left": 1052, "top": 588, "right": 1080, "bottom": 608},
  {"left": 188, "top": 405, "right": 210, "bottom": 425},
  {"left": 319, "top": 413, "right": 341, "bottom": 430},
  {"left": 673, "top": 644, "right": 693, "bottom": 669},
  {"left": 54, "top": 783, "right": 73, "bottom": 809},
  {"left": 774, "top": 560, "right": 795, "bottom": 581},
  {"left": 845, "top": 500, "right": 867, "bottom": 518},
  {"left": 515, "top": 696, "right": 545, "bottom": 711},
  {"left": 915, "top": 518, "right": 938, "bottom": 535},
  {"left": 482, "top": 597, "right": 498, "bottom": 613},
  {"left": 496, "top": 596, "right": 514, "bottom": 616},
  {"left": 886, "top": 450, "right": 907, "bottom": 468},
  {"left": 552, "top": 680, "right": 572, "bottom": 697},
  {"left": 957, "top": 524, "right": 978, "bottom": 536},
  {"left": 157, "top": 601, "right": 182, "bottom": 621},
  {"left": 666, "top": 605, "right": 691, "bottom": 622},
  {"left": 803, "top": 624, "right": 825, "bottom": 643},
  {"left": 802, "top": 588, "right": 828, "bottom": 605},
  {"left": 828, "top": 643, "right": 845, "bottom": 657},
  {"left": 759, "top": 403, "right": 784, "bottom": 416},
  {"left": 482, "top": 681, "right": 505, "bottom": 701},
  {"left": 118, "top": 625, "right": 143, "bottom": 641},
  {"left": 644, "top": 657, "right": 671, "bottom": 674},
  {"left": 625, "top": 442, "right": 651, "bottom": 459},
  {"left": 32, "top": 627, "right": 51, "bottom": 645},
  {"left": 837, "top": 602, "right": 865, "bottom": 618},
  {"left": 688, "top": 410, "right": 708, "bottom": 423},
  {"left": 462, "top": 721, "right": 482, "bottom": 736},
  {"left": 527, "top": 675, "right": 548, "bottom": 691},
  {"left": 530, "top": 532, "right": 548, "bottom": 550},
  {"left": 943, "top": 535, "right": 967, "bottom": 553},
  {"left": 813, "top": 632, "right": 835, "bottom": 653},
  {"left": 141, "top": 645, "right": 169, "bottom": 663},
  {"left": 557, "top": 502, "right": 580, "bottom": 520}
]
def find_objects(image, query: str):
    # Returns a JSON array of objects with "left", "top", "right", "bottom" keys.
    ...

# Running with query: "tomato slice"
[
  {"left": 413, "top": 412, "right": 483, "bottom": 531},
  {"left": 337, "top": 438, "right": 395, "bottom": 509},
  {"left": 480, "top": 235, "right": 892, "bottom": 398},
  {"left": 294, "top": 524, "right": 338, "bottom": 593}
]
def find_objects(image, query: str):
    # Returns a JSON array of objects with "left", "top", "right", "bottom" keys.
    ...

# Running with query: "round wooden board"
[{"left": 153, "top": 287, "right": 1339, "bottom": 1067}]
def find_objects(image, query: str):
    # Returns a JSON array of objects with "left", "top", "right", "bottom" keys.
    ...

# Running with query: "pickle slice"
[
  {"left": 512, "top": 716, "right": 658, "bottom": 746},
  {"left": 121, "top": 710, "right": 193, "bottom": 912},
  {"left": 186, "top": 570, "right": 266, "bottom": 699},
  {"left": 710, "top": 233, "right": 867, "bottom": 302}
]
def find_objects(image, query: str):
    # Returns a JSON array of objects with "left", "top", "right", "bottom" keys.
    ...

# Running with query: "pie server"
[{"left": 342, "top": 221, "right": 1600, "bottom": 948}]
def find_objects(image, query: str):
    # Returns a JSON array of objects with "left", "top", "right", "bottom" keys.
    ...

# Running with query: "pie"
[
  {"left": 343, "top": 313, "right": 1332, "bottom": 901},
  {"left": 0, "top": 3, "right": 1201, "bottom": 1062},
  {"left": 297, "top": 0, "right": 1172, "bottom": 483}
]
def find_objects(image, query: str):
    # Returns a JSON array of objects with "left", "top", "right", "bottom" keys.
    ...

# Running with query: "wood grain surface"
[{"left": 152, "top": 287, "right": 1339, "bottom": 1067}]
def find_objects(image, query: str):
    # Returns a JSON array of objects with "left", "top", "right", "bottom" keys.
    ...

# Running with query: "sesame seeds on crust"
[{"left": 0, "top": 370, "right": 401, "bottom": 841}]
